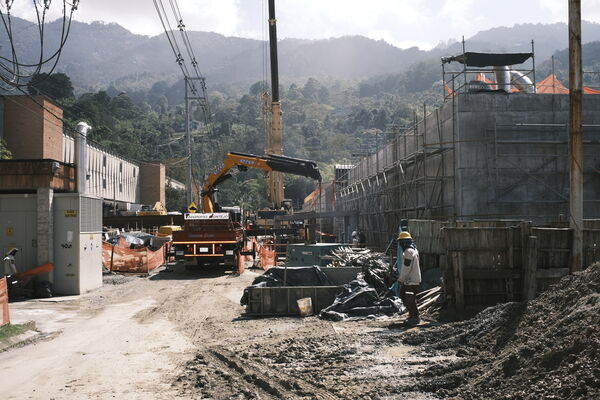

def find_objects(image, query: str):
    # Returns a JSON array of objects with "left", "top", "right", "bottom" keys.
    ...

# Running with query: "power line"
[
  {"left": 0, "top": 1, "right": 79, "bottom": 90},
  {"left": 152, "top": 0, "right": 218, "bottom": 204}
]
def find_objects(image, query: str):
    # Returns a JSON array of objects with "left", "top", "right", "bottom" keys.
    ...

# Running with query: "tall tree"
[{"left": 27, "top": 72, "right": 75, "bottom": 100}]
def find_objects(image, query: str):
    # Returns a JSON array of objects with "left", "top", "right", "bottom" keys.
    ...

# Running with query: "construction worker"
[
  {"left": 358, "top": 229, "right": 366, "bottom": 248},
  {"left": 397, "top": 231, "right": 421, "bottom": 325},
  {"left": 2, "top": 248, "right": 18, "bottom": 277},
  {"left": 351, "top": 229, "right": 359, "bottom": 247}
]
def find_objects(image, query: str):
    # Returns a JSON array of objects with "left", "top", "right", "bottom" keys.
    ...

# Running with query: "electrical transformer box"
[
  {"left": 53, "top": 194, "right": 102, "bottom": 295},
  {"left": 286, "top": 243, "right": 348, "bottom": 267},
  {"left": 0, "top": 194, "right": 37, "bottom": 273}
]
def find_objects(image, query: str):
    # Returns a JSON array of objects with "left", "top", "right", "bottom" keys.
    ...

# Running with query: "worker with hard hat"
[{"left": 397, "top": 231, "right": 421, "bottom": 325}]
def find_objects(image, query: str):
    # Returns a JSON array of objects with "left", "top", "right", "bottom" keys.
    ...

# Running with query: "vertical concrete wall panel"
[{"left": 36, "top": 188, "right": 54, "bottom": 282}]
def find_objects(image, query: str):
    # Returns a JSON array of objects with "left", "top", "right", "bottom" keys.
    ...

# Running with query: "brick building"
[{"left": 0, "top": 94, "right": 183, "bottom": 211}]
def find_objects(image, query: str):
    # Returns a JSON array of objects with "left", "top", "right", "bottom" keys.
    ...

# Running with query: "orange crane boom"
[{"left": 201, "top": 152, "right": 321, "bottom": 213}]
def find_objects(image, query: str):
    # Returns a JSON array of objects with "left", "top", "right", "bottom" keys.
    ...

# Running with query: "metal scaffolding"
[{"left": 336, "top": 102, "right": 458, "bottom": 249}]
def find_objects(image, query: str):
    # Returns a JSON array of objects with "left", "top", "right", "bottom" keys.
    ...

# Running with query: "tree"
[
  {"left": 249, "top": 81, "right": 269, "bottom": 97},
  {"left": 0, "top": 139, "right": 12, "bottom": 160},
  {"left": 27, "top": 72, "right": 74, "bottom": 100},
  {"left": 165, "top": 187, "right": 187, "bottom": 212}
]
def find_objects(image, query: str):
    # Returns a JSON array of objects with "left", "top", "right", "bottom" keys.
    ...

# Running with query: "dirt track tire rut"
[
  {"left": 177, "top": 346, "right": 342, "bottom": 400},
  {"left": 209, "top": 348, "right": 342, "bottom": 400}
]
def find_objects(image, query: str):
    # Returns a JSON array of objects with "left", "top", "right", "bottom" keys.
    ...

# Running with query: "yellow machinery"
[
  {"left": 136, "top": 201, "right": 167, "bottom": 216},
  {"left": 201, "top": 152, "right": 321, "bottom": 213}
]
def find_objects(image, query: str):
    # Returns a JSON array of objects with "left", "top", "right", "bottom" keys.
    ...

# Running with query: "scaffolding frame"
[
  {"left": 442, "top": 39, "right": 536, "bottom": 101},
  {"left": 337, "top": 101, "right": 457, "bottom": 248}
]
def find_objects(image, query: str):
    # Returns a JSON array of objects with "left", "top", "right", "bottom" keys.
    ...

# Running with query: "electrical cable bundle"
[{"left": 0, "top": 0, "right": 79, "bottom": 90}]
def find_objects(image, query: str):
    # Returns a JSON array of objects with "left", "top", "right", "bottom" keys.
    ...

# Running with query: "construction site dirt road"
[{"left": 1, "top": 265, "right": 598, "bottom": 399}]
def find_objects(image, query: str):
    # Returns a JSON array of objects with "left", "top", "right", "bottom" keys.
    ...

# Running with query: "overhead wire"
[
  {"left": 0, "top": 1, "right": 78, "bottom": 89},
  {"left": 153, "top": 0, "right": 218, "bottom": 194}
]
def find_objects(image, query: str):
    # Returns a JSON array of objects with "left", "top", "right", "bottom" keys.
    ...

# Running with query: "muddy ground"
[{"left": 1, "top": 264, "right": 598, "bottom": 399}]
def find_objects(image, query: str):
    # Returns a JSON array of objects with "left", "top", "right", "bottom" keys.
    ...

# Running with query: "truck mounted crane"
[
  {"left": 170, "top": 152, "right": 321, "bottom": 272},
  {"left": 200, "top": 152, "right": 321, "bottom": 213}
]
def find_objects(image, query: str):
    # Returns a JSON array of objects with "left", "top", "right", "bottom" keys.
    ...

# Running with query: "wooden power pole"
[{"left": 569, "top": 0, "right": 583, "bottom": 272}]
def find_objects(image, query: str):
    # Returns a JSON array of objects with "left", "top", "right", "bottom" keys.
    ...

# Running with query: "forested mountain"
[
  {"left": 9, "top": 17, "right": 600, "bottom": 210},
  {"left": 3, "top": 17, "right": 600, "bottom": 92}
]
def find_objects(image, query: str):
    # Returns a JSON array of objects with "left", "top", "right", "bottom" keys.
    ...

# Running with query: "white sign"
[{"left": 184, "top": 212, "right": 230, "bottom": 220}]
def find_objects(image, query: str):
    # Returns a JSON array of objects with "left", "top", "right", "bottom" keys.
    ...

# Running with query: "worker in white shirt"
[{"left": 397, "top": 231, "right": 421, "bottom": 325}]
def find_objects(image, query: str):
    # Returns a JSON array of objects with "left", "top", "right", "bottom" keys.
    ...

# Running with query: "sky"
[{"left": 7, "top": 0, "right": 600, "bottom": 50}]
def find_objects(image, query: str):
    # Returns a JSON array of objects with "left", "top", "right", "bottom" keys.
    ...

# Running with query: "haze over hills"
[{"left": 3, "top": 17, "right": 600, "bottom": 92}]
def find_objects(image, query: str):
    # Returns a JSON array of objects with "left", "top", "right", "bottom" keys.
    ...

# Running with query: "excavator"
[{"left": 170, "top": 152, "right": 321, "bottom": 272}]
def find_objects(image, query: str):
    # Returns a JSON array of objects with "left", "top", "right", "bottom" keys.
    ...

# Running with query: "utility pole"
[
  {"left": 267, "top": 0, "right": 284, "bottom": 208},
  {"left": 184, "top": 77, "right": 207, "bottom": 206},
  {"left": 569, "top": 0, "right": 583, "bottom": 273},
  {"left": 185, "top": 77, "right": 193, "bottom": 206}
]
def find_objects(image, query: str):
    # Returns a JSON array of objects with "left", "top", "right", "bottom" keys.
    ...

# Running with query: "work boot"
[{"left": 404, "top": 316, "right": 420, "bottom": 326}]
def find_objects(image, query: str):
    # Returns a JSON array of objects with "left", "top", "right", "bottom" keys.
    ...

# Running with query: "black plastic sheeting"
[
  {"left": 240, "top": 266, "right": 333, "bottom": 305},
  {"left": 240, "top": 264, "right": 406, "bottom": 321},
  {"left": 442, "top": 52, "right": 533, "bottom": 67},
  {"left": 319, "top": 276, "right": 404, "bottom": 321}
]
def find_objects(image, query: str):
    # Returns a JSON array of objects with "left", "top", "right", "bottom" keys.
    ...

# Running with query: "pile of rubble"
[
  {"left": 402, "top": 263, "right": 600, "bottom": 399},
  {"left": 327, "top": 247, "right": 392, "bottom": 294},
  {"left": 321, "top": 247, "right": 440, "bottom": 320}
]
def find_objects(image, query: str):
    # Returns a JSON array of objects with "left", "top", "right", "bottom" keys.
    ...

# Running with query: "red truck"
[
  {"left": 170, "top": 211, "right": 246, "bottom": 269},
  {"left": 171, "top": 152, "right": 321, "bottom": 272}
]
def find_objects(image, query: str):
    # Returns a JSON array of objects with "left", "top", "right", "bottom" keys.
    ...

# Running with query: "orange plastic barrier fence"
[
  {"left": 0, "top": 277, "right": 9, "bottom": 327},
  {"left": 102, "top": 238, "right": 166, "bottom": 274},
  {"left": 259, "top": 246, "right": 276, "bottom": 270},
  {"left": 14, "top": 263, "right": 53, "bottom": 280}
]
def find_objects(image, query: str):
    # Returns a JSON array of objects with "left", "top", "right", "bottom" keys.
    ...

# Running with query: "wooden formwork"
[
  {"left": 407, "top": 219, "right": 449, "bottom": 271},
  {"left": 442, "top": 221, "right": 600, "bottom": 311}
]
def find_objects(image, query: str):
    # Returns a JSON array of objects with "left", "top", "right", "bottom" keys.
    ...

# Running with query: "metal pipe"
[
  {"left": 462, "top": 36, "right": 467, "bottom": 94},
  {"left": 531, "top": 40, "right": 536, "bottom": 91},
  {"left": 75, "top": 121, "right": 92, "bottom": 194},
  {"left": 267, "top": 0, "right": 283, "bottom": 207},
  {"left": 569, "top": 0, "right": 583, "bottom": 273},
  {"left": 268, "top": 0, "right": 279, "bottom": 103}
]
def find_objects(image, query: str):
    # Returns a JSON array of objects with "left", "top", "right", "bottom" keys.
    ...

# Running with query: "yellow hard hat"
[{"left": 397, "top": 231, "right": 412, "bottom": 240}]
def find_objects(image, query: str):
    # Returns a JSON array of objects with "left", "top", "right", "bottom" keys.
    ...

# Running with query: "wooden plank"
[
  {"left": 451, "top": 252, "right": 465, "bottom": 311},
  {"left": 535, "top": 268, "right": 569, "bottom": 279},
  {"left": 522, "top": 235, "right": 538, "bottom": 300},
  {"left": 505, "top": 274, "right": 515, "bottom": 302},
  {"left": 444, "top": 227, "right": 512, "bottom": 251},
  {"left": 520, "top": 221, "right": 532, "bottom": 273},
  {"left": 508, "top": 227, "right": 514, "bottom": 270},
  {"left": 463, "top": 268, "right": 520, "bottom": 280}
]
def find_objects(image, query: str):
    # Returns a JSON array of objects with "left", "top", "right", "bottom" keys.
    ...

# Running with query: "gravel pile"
[{"left": 402, "top": 263, "right": 600, "bottom": 399}]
